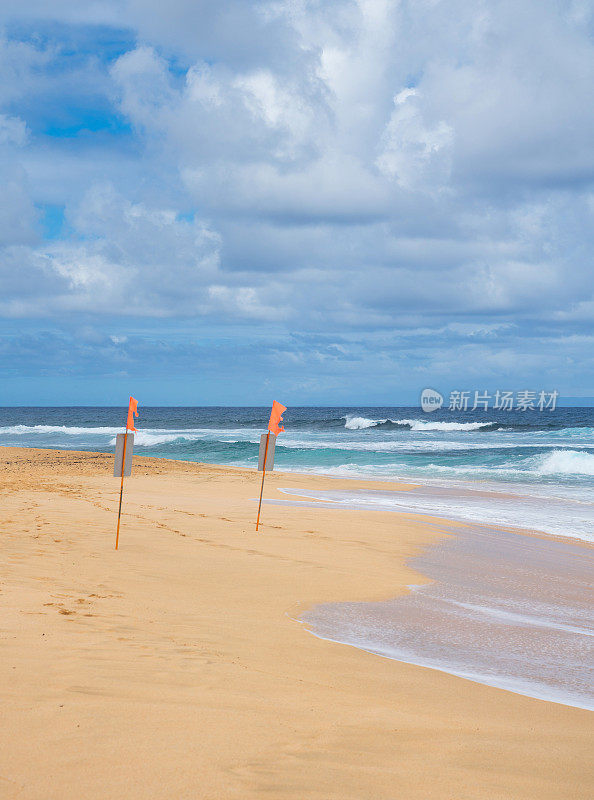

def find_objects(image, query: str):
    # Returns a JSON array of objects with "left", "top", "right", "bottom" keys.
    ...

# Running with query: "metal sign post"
[
  {"left": 256, "top": 432, "right": 276, "bottom": 531},
  {"left": 114, "top": 431, "right": 135, "bottom": 549}
]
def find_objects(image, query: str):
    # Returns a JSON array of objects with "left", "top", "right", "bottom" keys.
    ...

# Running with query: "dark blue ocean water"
[
  {"left": 1, "top": 406, "right": 593, "bottom": 540},
  {"left": 1, "top": 405, "right": 593, "bottom": 479},
  {"left": 3, "top": 406, "right": 592, "bottom": 706}
]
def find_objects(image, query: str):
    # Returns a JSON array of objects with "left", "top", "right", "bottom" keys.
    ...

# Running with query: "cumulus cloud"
[
  {"left": 1, "top": 183, "right": 222, "bottom": 316},
  {"left": 376, "top": 88, "right": 453, "bottom": 189},
  {"left": 0, "top": 0, "right": 593, "bottom": 397}
]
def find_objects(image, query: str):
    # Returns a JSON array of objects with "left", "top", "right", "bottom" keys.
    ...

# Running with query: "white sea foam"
[
  {"left": 302, "top": 625, "right": 594, "bottom": 712},
  {"left": 342, "top": 416, "right": 493, "bottom": 432},
  {"left": 0, "top": 424, "right": 122, "bottom": 435},
  {"left": 343, "top": 416, "right": 388, "bottom": 429},
  {"left": 393, "top": 418, "right": 493, "bottom": 432},
  {"left": 277, "top": 483, "right": 594, "bottom": 542},
  {"left": 296, "top": 449, "right": 594, "bottom": 480},
  {"left": 278, "top": 438, "right": 536, "bottom": 452},
  {"left": 437, "top": 597, "right": 594, "bottom": 637},
  {"left": 533, "top": 449, "right": 594, "bottom": 475},
  {"left": 0, "top": 424, "right": 260, "bottom": 446},
  {"left": 301, "top": 526, "right": 594, "bottom": 710},
  {"left": 114, "top": 431, "right": 203, "bottom": 447}
]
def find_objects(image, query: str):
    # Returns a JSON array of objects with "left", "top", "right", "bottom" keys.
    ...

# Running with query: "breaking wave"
[
  {"left": 343, "top": 416, "right": 493, "bottom": 432},
  {"left": 343, "top": 416, "right": 388, "bottom": 429},
  {"left": 0, "top": 424, "right": 121, "bottom": 435},
  {"left": 533, "top": 450, "right": 594, "bottom": 476},
  {"left": 393, "top": 418, "right": 494, "bottom": 432}
]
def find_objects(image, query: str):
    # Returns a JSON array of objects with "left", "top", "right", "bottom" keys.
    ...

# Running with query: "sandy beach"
[{"left": 1, "top": 446, "right": 592, "bottom": 799}]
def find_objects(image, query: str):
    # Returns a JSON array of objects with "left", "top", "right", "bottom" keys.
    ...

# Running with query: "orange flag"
[
  {"left": 126, "top": 396, "right": 139, "bottom": 432},
  {"left": 268, "top": 400, "right": 286, "bottom": 437}
]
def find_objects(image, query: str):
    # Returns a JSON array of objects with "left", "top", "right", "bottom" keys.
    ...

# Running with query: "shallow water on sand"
[
  {"left": 297, "top": 518, "right": 593, "bottom": 710},
  {"left": 2, "top": 407, "right": 594, "bottom": 532},
  {"left": 276, "top": 482, "right": 594, "bottom": 543}
]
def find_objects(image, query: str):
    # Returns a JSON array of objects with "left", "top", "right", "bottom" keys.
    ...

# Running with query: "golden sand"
[{"left": 1, "top": 447, "right": 592, "bottom": 799}]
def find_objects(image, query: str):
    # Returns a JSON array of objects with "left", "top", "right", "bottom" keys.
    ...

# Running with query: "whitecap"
[
  {"left": 391, "top": 418, "right": 493, "bottom": 432},
  {"left": 533, "top": 449, "right": 594, "bottom": 476},
  {"left": 343, "top": 415, "right": 387, "bottom": 430}
]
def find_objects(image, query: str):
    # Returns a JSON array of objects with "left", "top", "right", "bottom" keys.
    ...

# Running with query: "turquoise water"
[
  {"left": 1, "top": 405, "right": 593, "bottom": 481},
  {"left": 1, "top": 405, "right": 593, "bottom": 541},
  {"left": 3, "top": 405, "right": 592, "bottom": 706}
]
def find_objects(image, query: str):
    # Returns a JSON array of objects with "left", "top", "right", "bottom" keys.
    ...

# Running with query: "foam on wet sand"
[{"left": 1, "top": 447, "right": 592, "bottom": 799}]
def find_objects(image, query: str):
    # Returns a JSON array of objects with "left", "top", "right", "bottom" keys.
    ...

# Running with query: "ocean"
[
  {"left": 2, "top": 405, "right": 593, "bottom": 709},
  {"left": 1, "top": 405, "right": 593, "bottom": 542},
  {"left": 301, "top": 523, "right": 594, "bottom": 711}
]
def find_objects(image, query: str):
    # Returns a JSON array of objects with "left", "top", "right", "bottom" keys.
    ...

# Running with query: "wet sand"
[
  {"left": 302, "top": 521, "right": 594, "bottom": 710},
  {"left": 1, "top": 447, "right": 592, "bottom": 799}
]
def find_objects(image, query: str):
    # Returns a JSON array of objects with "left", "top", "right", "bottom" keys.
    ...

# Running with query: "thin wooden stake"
[
  {"left": 115, "top": 428, "right": 129, "bottom": 549},
  {"left": 255, "top": 431, "right": 270, "bottom": 532}
]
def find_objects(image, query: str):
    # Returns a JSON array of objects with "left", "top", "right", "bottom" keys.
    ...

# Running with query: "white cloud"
[
  {"left": 376, "top": 89, "right": 453, "bottom": 189},
  {"left": 110, "top": 46, "right": 176, "bottom": 131},
  {"left": 1, "top": 184, "right": 223, "bottom": 316},
  {"left": 0, "top": 0, "right": 592, "bottom": 376},
  {"left": 206, "top": 285, "right": 288, "bottom": 321},
  {"left": 0, "top": 114, "right": 28, "bottom": 146}
]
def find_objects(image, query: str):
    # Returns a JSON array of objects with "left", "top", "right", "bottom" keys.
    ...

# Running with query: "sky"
[{"left": 0, "top": 0, "right": 593, "bottom": 406}]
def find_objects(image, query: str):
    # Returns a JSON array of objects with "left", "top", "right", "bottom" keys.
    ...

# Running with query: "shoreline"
[
  {"left": 298, "top": 518, "right": 593, "bottom": 713},
  {"left": 1, "top": 446, "right": 592, "bottom": 798},
  {"left": 5, "top": 440, "right": 592, "bottom": 544}
]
